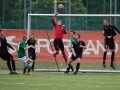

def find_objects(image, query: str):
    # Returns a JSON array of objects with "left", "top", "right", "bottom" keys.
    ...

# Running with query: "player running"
[
  {"left": 0, "top": 29, "right": 19, "bottom": 74},
  {"left": 18, "top": 35, "right": 33, "bottom": 75},
  {"left": 64, "top": 34, "right": 86, "bottom": 75},
  {"left": 52, "top": 13, "right": 68, "bottom": 65},
  {"left": 102, "top": 19, "right": 120, "bottom": 69},
  {"left": 27, "top": 33, "right": 36, "bottom": 71}
]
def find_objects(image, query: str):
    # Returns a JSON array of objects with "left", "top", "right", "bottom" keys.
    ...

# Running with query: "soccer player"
[
  {"left": 67, "top": 31, "right": 76, "bottom": 72},
  {"left": 52, "top": 13, "right": 68, "bottom": 64},
  {"left": 18, "top": 35, "right": 33, "bottom": 75},
  {"left": 102, "top": 19, "right": 120, "bottom": 69},
  {"left": 0, "top": 29, "right": 19, "bottom": 74},
  {"left": 26, "top": 33, "right": 36, "bottom": 71},
  {"left": 64, "top": 34, "right": 86, "bottom": 75}
]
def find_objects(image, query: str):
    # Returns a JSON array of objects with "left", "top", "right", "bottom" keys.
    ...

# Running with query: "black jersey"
[
  {"left": 103, "top": 25, "right": 120, "bottom": 41},
  {"left": 27, "top": 38, "right": 36, "bottom": 52},
  {"left": 0, "top": 36, "right": 14, "bottom": 51},
  {"left": 72, "top": 39, "right": 85, "bottom": 54}
]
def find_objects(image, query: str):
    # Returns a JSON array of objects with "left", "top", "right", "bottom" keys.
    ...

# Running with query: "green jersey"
[
  {"left": 18, "top": 40, "right": 26, "bottom": 58},
  {"left": 70, "top": 37, "right": 76, "bottom": 44}
]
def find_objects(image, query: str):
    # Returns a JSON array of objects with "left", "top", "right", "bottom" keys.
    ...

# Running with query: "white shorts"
[
  {"left": 68, "top": 51, "right": 73, "bottom": 59},
  {"left": 18, "top": 56, "right": 30, "bottom": 63}
]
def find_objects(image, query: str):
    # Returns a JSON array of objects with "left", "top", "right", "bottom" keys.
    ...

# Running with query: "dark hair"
[
  {"left": 104, "top": 19, "right": 109, "bottom": 22},
  {"left": 0, "top": 29, "right": 2, "bottom": 32},
  {"left": 78, "top": 34, "right": 80, "bottom": 38},
  {"left": 70, "top": 31, "right": 75, "bottom": 34}
]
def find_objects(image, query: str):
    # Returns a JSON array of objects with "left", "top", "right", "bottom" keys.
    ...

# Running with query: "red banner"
[{"left": 1, "top": 29, "right": 120, "bottom": 63}]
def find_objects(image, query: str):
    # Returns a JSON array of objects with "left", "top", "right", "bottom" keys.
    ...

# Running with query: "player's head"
[
  {"left": 22, "top": 35, "right": 27, "bottom": 42},
  {"left": 57, "top": 20, "right": 62, "bottom": 25},
  {"left": 31, "top": 33, "right": 35, "bottom": 39},
  {"left": 104, "top": 19, "right": 109, "bottom": 26},
  {"left": 76, "top": 33, "right": 80, "bottom": 39},
  {"left": 0, "top": 29, "right": 3, "bottom": 36},
  {"left": 70, "top": 31, "right": 76, "bottom": 37}
]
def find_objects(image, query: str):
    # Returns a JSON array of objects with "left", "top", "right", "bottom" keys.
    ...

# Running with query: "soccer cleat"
[
  {"left": 110, "top": 65, "right": 116, "bottom": 70},
  {"left": 71, "top": 71, "right": 77, "bottom": 75},
  {"left": 22, "top": 72, "right": 26, "bottom": 74},
  {"left": 102, "top": 64, "right": 106, "bottom": 68},
  {"left": 10, "top": 71, "right": 15, "bottom": 74},
  {"left": 63, "top": 71, "right": 69, "bottom": 74},
  {"left": 26, "top": 72, "right": 32, "bottom": 75},
  {"left": 14, "top": 71, "right": 19, "bottom": 74}
]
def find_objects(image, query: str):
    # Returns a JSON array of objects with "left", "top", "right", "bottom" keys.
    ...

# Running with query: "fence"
[{"left": 0, "top": 0, "right": 120, "bottom": 30}]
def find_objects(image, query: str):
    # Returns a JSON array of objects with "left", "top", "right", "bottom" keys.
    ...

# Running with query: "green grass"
[{"left": 0, "top": 70, "right": 120, "bottom": 90}]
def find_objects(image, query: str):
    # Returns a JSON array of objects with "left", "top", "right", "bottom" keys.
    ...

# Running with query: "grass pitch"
[{"left": 0, "top": 70, "right": 120, "bottom": 90}]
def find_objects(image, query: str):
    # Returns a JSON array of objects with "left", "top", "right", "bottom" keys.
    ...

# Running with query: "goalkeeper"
[
  {"left": 52, "top": 13, "right": 68, "bottom": 65},
  {"left": 17, "top": 35, "right": 33, "bottom": 75}
]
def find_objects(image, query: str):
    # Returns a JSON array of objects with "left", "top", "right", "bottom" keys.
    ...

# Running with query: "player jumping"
[
  {"left": 102, "top": 19, "right": 120, "bottom": 69},
  {"left": 0, "top": 29, "right": 19, "bottom": 74},
  {"left": 64, "top": 34, "right": 86, "bottom": 75},
  {"left": 27, "top": 33, "right": 36, "bottom": 71},
  {"left": 52, "top": 13, "right": 68, "bottom": 65},
  {"left": 18, "top": 35, "right": 33, "bottom": 75}
]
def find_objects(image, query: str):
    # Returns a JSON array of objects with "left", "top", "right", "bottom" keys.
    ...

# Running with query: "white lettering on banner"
[{"left": 6, "top": 36, "right": 119, "bottom": 55}]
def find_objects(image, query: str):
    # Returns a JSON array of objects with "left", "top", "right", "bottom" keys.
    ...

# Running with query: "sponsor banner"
[{"left": 1, "top": 29, "right": 120, "bottom": 63}]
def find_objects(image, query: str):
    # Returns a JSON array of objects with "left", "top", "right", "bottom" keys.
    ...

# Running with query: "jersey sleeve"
[
  {"left": 52, "top": 15, "right": 57, "bottom": 26},
  {"left": 26, "top": 39, "right": 30, "bottom": 45},
  {"left": 82, "top": 41, "right": 86, "bottom": 46},
  {"left": 113, "top": 25, "right": 120, "bottom": 34}
]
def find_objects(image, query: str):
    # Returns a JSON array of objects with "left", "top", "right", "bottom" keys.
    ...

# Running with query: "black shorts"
[
  {"left": 70, "top": 53, "right": 82, "bottom": 61},
  {"left": 0, "top": 51, "right": 13, "bottom": 61},
  {"left": 54, "top": 39, "right": 64, "bottom": 51},
  {"left": 28, "top": 52, "right": 36, "bottom": 60},
  {"left": 104, "top": 40, "right": 115, "bottom": 49}
]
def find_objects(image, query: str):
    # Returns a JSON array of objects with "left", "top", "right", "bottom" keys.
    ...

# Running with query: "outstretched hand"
[{"left": 55, "top": 12, "right": 58, "bottom": 15}]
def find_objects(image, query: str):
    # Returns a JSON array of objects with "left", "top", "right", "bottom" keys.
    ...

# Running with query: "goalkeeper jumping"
[{"left": 52, "top": 13, "right": 68, "bottom": 65}]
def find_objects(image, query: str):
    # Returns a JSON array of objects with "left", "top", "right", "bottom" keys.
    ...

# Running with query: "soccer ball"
[{"left": 58, "top": 4, "right": 64, "bottom": 10}]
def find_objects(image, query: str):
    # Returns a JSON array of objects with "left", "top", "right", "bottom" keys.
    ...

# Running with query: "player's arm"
[
  {"left": 62, "top": 25, "right": 67, "bottom": 34},
  {"left": 103, "top": 30, "right": 111, "bottom": 38},
  {"left": 71, "top": 45, "right": 76, "bottom": 57},
  {"left": 52, "top": 13, "right": 58, "bottom": 26},
  {"left": 113, "top": 25, "right": 120, "bottom": 34},
  {"left": 4, "top": 38, "right": 14, "bottom": 50},
  {"left": 80, "top": 41, "right": 86, "bottom": 49},
  {"left": 24, "top": 45, "right": 33, "bottom": 50}
]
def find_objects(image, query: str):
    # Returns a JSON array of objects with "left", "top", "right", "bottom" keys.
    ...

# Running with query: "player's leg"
[
  {"left": 26, "top": 58, "right": 33, "bottom": 75},
  {"left": 73, "top": 58, "right": 81, "bottom": 75},
  {"left": 28, "top": 52, "right": 36, "bottom": 71},
  {"left": 68, "top": 50, "right": 74, "bottom": 72},
  {"left": 31, "top": 54, "right": 36, "bottom": 71},
  {"left": 59, "top": 39, "right": 67, "bottom": 63},
  {"left": 18, "top": 56, "right": 33, "bottom": 75},
  {"left": 109, "top": 42, "right": 115, "bottom": 69},
  {"left": 102, "top": 40, "right": 108, "bottom": 68},
  {"left": 8, "top": 53, "right": 19, "bottom": 74},
  {"left": 64, "top": 59, "right": 74, "bottom": 74},
  {"left": 53, "top": 39, "right": 59, "bottom": 56}
]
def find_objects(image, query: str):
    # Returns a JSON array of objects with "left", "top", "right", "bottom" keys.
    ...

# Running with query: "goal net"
[{"left": 28, "top": 14, "right": 120, "bottom": 73}]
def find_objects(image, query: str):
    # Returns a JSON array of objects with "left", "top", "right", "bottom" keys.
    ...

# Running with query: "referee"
[
  {"left": 0, "top": 29, "right": 19, "bottom": 74},
  {"left": 26, "top": 33, "right": 36, "bottom": 71},
  {"left": 64, "top": 34, "right": 86, "bottom": 75},
  {"left": 102, "top": 19, "right": 120, "bottom": 69}
]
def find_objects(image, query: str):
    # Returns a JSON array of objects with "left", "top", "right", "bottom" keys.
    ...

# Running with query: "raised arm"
[
  {"left": 62, "top": 25, "right": 67, "bottom": 34},
  {"left": 52, "top": 14, "right": 57, "bottom": 26}
]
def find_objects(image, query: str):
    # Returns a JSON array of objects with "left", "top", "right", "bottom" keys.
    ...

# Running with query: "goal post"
[{"left": 28, "top": 14, "right": 120, "bottom": 73}]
